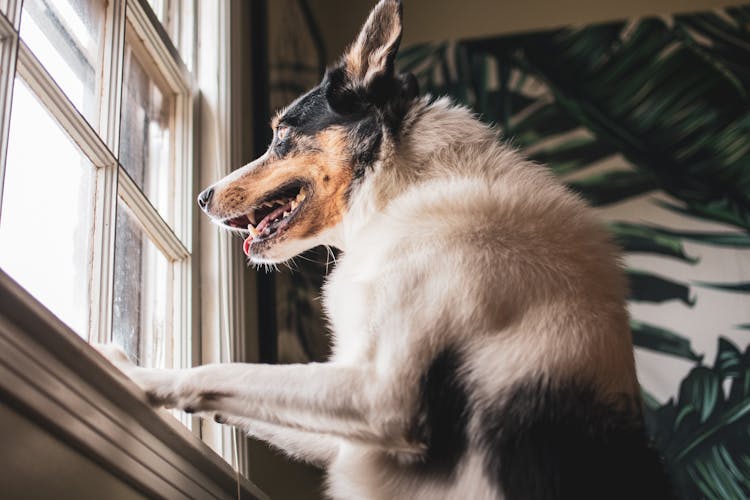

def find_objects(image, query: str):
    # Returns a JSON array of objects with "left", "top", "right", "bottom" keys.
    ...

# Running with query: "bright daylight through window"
[{"left": 0, "top": 0, "right": 195, "bottom": 417}]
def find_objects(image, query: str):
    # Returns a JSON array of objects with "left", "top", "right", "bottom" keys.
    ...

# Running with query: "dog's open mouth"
[{"left": 221, "top": 181, "right": 307, "bottom": 256}]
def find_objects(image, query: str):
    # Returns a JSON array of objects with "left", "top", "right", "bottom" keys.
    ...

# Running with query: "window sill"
[{"left": 0, "top": 269, "right": 266, "bottom": 500}]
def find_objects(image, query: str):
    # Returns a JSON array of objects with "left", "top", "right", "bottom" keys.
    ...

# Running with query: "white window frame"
[
  {"left": 116, "top": 0, "right": 194, "bottom": 375},
  {"left": 0, "top": 0, "right": 262, "bottom": 494}
]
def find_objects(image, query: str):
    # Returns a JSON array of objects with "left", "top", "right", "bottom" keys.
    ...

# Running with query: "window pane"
[
  {"left": 20, "top": 0, "right": 106, "bottom": 127},
  {"left": 0, "top": 78, "right": 94, "bottom": 337},
  {"left": 119, "top": 30, "right": 174, "bottom": 225},
  {"left": 146, "top": 0, "right": 193, "bottom": 70},
  {"left": 112, "top": 199, "right": 174, "bottom": 369}
]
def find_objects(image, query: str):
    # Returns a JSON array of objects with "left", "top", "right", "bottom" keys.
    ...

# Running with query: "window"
[
  {"left": 0, "top": 0, "right": 260, "bottom": 487},
  {"left": 0, "top": 78, "right": 96, "bottom": 337},
  {"left": 0, "top": 0, "right": 194, "bottom": 417}
]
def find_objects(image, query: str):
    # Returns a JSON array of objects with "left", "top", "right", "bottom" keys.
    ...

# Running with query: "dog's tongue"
[{"left": 243, "top": 235, "right": 253, "bottom": 256}]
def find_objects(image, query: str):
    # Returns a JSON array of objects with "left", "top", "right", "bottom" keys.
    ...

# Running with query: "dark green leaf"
[
  {"left": 715, "top": 337, "right": 743, "bottom": 379},
  {"left": 656, "top": 199, "right": 750, "bottom": 232},
  {"left": 695, "top": 282, "right": 750, "bottom": 294},
  {"left": 646, "top": 338, "right": 750, "bottom": 499},
  {"left": 630, "top": 320, "right": 702, "bottom": 361},
  {"left": 609, "top": 221, "right": 699, "bottom": 263},
  {"left": 642, "top": 389, "right": 663, "bottom": 411},
  {"left": 529, "top": 136, "right": 617, "bottom": 175},
  {"left": 567, "top": 170, "right": 658, "bottom": 206},
  {"left": 508, "top": 103, "right": 581, "bottom": 146},
  {"left": 628, "top": 269, "right": 695, "bottom": 306},
  {"left": 625, "top": 223, "right": 750, "bottom": 248},
  {"left": 517, "top": 21, "right": 750, "bottom": 230},
  {"left": 679, "top": 367, "right": 722, "bottom": 423}
]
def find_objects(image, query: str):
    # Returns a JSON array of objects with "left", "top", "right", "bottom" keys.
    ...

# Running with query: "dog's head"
[{"left": 198, "top": 0, "right": 417, "bottom": 263}]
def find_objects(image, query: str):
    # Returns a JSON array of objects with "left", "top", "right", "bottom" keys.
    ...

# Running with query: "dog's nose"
[{"left": 197, "top": 188, "right": 214, "bottom": 210}]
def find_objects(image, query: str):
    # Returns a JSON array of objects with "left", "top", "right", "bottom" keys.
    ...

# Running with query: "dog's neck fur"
[{"left": 339, "top": 96, "right": 506, "bottom": 249}]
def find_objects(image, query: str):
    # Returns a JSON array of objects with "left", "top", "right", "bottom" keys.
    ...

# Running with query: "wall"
[
  {"left": 0, "top": 402, "right": 144, "bottom": 500},
  {"left": 309, "top": 0, "right": 749, "bottom": 64}
]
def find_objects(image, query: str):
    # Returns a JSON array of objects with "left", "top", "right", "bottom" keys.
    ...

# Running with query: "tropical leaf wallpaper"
[{"left": 270, "top": 4, "right": 750, "bottom": 498}]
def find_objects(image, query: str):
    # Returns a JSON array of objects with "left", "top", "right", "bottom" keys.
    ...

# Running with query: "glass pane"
[
  {"left": 20, "top": 0, "right": 106, "bottom": 127},
  {"left": 119, "top": 29, "right": 174, "bottom": 225},
  {"left": 0, "top": 78, "right": 94, "bottom": 337},
  {"left": 112, "top": 199, "right": 174, "bottom": 369},
  {"left": 146, "top": 0, "right": 193, "bottom": 70}
]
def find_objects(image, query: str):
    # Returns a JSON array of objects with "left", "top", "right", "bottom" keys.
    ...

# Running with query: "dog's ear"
[{"left": 343, "top": 0, "right": 403, "bottom": 87}]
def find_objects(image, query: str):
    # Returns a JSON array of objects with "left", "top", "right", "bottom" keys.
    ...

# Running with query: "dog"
[{"left": 99, "top": 1, "right": 675, "bottom": 498}]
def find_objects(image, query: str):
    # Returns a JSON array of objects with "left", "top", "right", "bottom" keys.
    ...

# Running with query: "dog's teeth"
[
  {"left": 291, "top": 200, "right": 298, "bottom": 210},
  {"left": 247, "top": 225, "right": 259, "bottom": 237},
  {"left": 283, "top": 211, "right": 290, "bottom": 217},
  {"left": 248, "top": 213, "right": 256, "bottom": 225}
]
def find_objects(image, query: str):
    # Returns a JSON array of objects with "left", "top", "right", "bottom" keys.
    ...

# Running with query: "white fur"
[{"left": 98, "top": 96, "right": 637, "bottom": 499}]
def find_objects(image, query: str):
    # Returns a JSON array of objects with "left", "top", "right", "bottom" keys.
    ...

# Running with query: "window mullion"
[
  {"left": 4, "top": 0, "right": 22, "bottom": 29},
  {"left": 16, "top": 41, "right": 115, "bottom": 167},
  {"left": 102, "top": 0, "right": 126, "bottom": 153},
  {"left": 122, "top": 0, "right": 196, "bottom": 408},
  {"left": 117, "top": 164, "right": 189, "bottom": 262},
  {"left": 90, "top": 0, "right": 126, "bottom": 344},
  {"left": 127, "top": 0, "right": 190, "bottom": 94},
  {"left": 0, "top": 10, "right": 18, "bottom": 220}
]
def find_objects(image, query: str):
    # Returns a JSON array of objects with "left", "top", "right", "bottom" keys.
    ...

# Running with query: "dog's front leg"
[
  {"left": 215, "top": 415, "right": 340, "bottom": 467},
  {"left": 97, "top": 345, "right": 417, "bottom": 452}
]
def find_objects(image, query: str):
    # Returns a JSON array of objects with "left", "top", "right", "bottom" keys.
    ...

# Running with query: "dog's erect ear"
[{"left": 343, "top": 0, "right": 403, "bottom": 86}]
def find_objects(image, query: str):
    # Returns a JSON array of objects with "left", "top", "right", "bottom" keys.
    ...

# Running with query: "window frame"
[
  {"left": 0, "top": 2, "right": 19, "bottom": 217},
  {"left": 116, "top": 0, "right": 194, "bottom": 374},
  {"left": 0, "top": 0, "right": 261, "bottom": 491}
]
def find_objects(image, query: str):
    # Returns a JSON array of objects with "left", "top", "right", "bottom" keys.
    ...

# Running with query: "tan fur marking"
[
  {"left": 303, "top": 128, "right": 353, "bottom": 236},
  {"left": 345, "top": 46, "right": 363, "bottom": 80},
  {"left": 342, "top": 0, "right": 401, "bottom": 83},
  {"left": 209, "top": 127, "right": 353, "bottom": 243}
]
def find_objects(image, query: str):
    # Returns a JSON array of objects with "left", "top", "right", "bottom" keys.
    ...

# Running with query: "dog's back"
[{"left": 320, "top": 96, "right": 673, "bottom": 498}]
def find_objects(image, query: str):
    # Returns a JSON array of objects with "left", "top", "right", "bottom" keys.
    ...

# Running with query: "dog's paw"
[
  {"left": 93, "top": 345, "right": 224, "bottom": 413},
  {"left": 94, "top": 343, "right": 180, "bottom": 408},
  {"left": 94, "top": 343, "right": 136, "bottom": 372}
]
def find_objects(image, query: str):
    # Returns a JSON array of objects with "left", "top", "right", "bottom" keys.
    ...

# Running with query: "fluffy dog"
[{"left": 100, "top": 1, "right": 674, "bottom": 498}]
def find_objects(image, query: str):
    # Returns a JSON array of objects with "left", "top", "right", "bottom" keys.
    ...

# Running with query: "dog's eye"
[{"left": 276, "top": 125, "right": 289, "bottom": 141}]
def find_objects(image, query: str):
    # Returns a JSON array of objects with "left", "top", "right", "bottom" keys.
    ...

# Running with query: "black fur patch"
[
  {"left": 279, "top": 85, "right": 341, "bottom": 138},
  {"left": 274, "top": 64, "right": 418, "bottom": 184},
  {"left": 481, "top": 380, "right": 676, "bottom": 500},
  {"left": 347, "top": 116, "right": 382, "bottom": 180},
  {"left": 410, "top": 349, "right": 470, "bottom": 479}
]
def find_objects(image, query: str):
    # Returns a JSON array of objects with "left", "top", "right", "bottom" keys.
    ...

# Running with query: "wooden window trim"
[{"left": 0, "top": 269, "right": 266, "bottom": 499}]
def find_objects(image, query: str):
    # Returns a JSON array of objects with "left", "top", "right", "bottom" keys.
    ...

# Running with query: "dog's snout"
[{"left": 198, "top": 187, "right": 214, "bottom": 210}]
